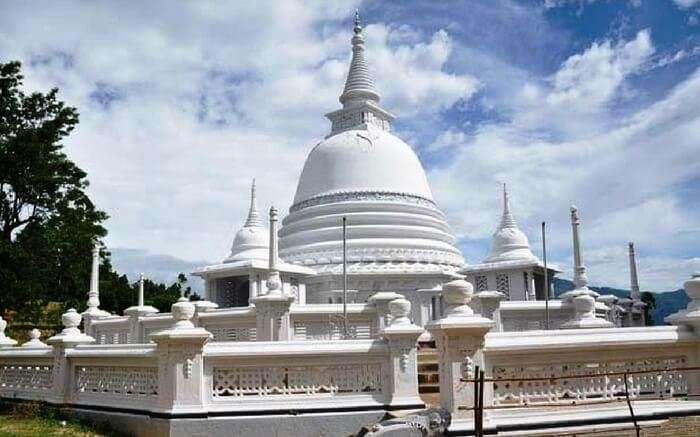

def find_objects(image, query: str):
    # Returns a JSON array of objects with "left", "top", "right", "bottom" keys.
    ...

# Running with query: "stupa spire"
[
  {"left": 499, "top": 183, "right": 517, "bottom": 228},
  {"left": 339, "top": 9, "right": 380, "bottom": 107},
  {"left": 244, "top": 178, "right": 262, "bottom": 227}
]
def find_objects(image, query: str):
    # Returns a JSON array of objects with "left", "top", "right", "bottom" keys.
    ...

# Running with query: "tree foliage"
[{"left": 0, "top": 60, "right": 108, "bottom": 317}]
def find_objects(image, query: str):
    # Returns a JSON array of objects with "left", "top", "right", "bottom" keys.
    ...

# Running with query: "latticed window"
[
  {"left": 475, "top": 275, "right": 488, "bottom": 292},
  {"left": 496, "top": 274, "right": 510, "bottom": 298}
]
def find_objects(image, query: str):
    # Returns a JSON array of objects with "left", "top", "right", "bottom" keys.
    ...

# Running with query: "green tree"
[{"left": 0, "top": 61, "right": 107, "bottom": 317}]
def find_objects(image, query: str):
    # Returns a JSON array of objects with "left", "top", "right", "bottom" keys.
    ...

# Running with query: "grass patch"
[{"left": 0, "top": 402, "right": 120, "bottom": 437}]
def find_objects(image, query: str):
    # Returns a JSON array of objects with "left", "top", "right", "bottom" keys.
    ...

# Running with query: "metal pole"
[
  {"left": 477, "top": 369, "right": 485, "bottom": 437},
  {"left": 473, "top": 365, "right": 480, "bottom": 437},
  {"left": 542, "top": 221, "right": 550, "bottom": 330},
  {"left": 624, "top": 371, "right": 640, "bottom": 437},
  {"left": 342, "top": 216, "right": 348, "bottom": 339}
]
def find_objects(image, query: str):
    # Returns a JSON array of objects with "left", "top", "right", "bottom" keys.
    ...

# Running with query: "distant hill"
[{"left": 552, "top": 277, "right": 689, "bottom": 326}]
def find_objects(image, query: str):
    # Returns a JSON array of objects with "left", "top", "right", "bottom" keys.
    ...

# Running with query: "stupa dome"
[
  {"left": 293, "top": 128, "right": 434, "bottom": 205},
  {"left": 224, "top": 180, "right": 269, "bottom": 263},
  {"left": 279, "top": 13, "right": 463, "bottom": 272}
]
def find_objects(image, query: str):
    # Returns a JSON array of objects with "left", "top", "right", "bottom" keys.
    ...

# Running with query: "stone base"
[{"left": 63, "top": 407, "right": 388, "bottom": 437}]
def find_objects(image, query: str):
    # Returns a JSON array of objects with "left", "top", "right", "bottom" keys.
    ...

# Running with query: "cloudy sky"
[{"left": 1, "top": 0, "right": 699, "bottom": 292}]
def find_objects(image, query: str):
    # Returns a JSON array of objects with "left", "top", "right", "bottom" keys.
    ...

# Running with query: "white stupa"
[
  {"left": 224, "top": 179, "right": 268, "bottom": 263},
  {"left": 484, "top": 184, "right": 538, "bottom": 264},
  {"left": 461, "top": 185, "right": 559, "bottom": 301},
  {"left": 279, "top": 13, "right": 463, "bottom": 304}
]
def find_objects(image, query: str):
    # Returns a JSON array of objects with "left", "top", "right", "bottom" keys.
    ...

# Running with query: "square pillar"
[
  {"left": 151, "top": 298, "right": 212, "bottom": 415},
  {"left": 426, "top": 280, "right": 494, "bottom": 417},
  {"left": 251, "top": 293, "right": 293, "bottom": 341},
  {"left": 381, "top": 297, "right": 425, "bottom": 408},
  {"left": 46, "top": 309, "right": 95, "bottom": 404}
]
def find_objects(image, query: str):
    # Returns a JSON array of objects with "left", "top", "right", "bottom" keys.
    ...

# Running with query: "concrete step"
[{"left": 417, "top": 345, "right": 440, "bottom": 398}]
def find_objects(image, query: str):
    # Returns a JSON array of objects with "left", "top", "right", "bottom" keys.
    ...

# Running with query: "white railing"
[
  {"left": 0, "top": 296, "right": 423, "bottom": 422},
  {"left": 68, "top": 344, "right": 159, "bottom": 411},
  {"left": 484, "top": 327, "right": 696, "bottom": 406},
  {"left": 86, "top": 302, "right": 380, "bottom": 344},
  {"left": 290, "top": 304, "right": 377, "bottom": 340},
  {"left": 496, "top": 300, "right": 611, "bottom": 332},
  {"left": 0, "top": 348, "right": 54, "bottom": 399},
  {"left": 90, "top": 316, "right": 132, "bottom": 344},
  {"left": 205, "top": 340, "right": 389, "bottom": 413}
]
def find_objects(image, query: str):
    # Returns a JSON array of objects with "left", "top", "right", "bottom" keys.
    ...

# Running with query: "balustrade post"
[
  {"left": 666, "top": 273, "right": 700, "bottom": 397},
  {"left": 151, "top": 297, "right": 212, "bottom": 415},
  {"left": 426, "top": 280, "right": 494, "bottom": 419},
  {"left": 381, "top": 297, "right": 424, "bottom": 408},
  {"left": 472, "top": 291, "right": 504, "bottom": 320},
  {"left": 46, "top": 309, "right": 95, "bottom": 404},
  {"left": 369, "top": 291, "right": 404, "bottom": 332},
  {"left": 251, "top": 295, "right": 293, "bottom": 341},
  {"left": 0, "top": 317, "right": 18, "bottom": 347}
]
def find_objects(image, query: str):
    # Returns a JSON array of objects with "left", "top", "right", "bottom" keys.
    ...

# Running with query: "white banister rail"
[
  {"left": 85, "top": 302, "right": 382, "bottom": 344},
  {"left": 479, "top": 326, "right": 698, "bottom": 409},
  {"left": 204, "top": 340, "right": 389, "bottom": 412}
]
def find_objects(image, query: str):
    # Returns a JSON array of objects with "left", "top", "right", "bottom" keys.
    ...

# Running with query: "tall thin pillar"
[
  {"left": 628, "top": 242, "right": 641, "bottom": 301},
  {"left": 561, "top": 206, "right": 611, "bottom": 328},
  {"left": 84, "top": 243, "right": 107, "bottom": 317},
  {"left": 267, "top": 206, "right": 281, "bottom": 294},
  {"left": 570, "top": 206, "right": 590, "bottom": 291}
]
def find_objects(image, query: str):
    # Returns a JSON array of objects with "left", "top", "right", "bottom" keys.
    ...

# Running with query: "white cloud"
[
  {"left": 430, "top": 31, "right": 700, "bottom": 291},
  {"left": 673, "top": 0, "right": 700, "bottom": 10}
]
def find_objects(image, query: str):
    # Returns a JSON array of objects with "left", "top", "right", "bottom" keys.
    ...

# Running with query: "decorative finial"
[
  {"left": 0, "top": 317, "right": 17, "bottom": 347},
  {"left": 498, "top": 183, "right": 516, "bottom": 228},
  {"left": 354, "top": 9, "right": 362, "bottom": 34},
  {"left": 244, "top": 178, "right": 262, "bottom": 227}
]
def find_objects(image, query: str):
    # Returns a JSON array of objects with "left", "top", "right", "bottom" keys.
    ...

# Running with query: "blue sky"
[{"left": 1, "top": 0, "right": 698, "bottom": 291}]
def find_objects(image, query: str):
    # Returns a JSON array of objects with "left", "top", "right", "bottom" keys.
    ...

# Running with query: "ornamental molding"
[
  {"left": 290, "top": 190, "right": 438, "bottom": 213},
  {"left": 280, "top": 246, "right": 464, "bottom": 268}
]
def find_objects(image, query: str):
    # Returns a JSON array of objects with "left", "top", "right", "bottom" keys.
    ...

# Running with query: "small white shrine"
[{"left": 461, "top": 185, "right": 561, "bottom": 302}]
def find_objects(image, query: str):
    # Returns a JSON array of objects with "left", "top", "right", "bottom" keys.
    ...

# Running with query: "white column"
[
  {"left": 570, "top": 206, "right": 589, "bottom": 290},
  {"left": 138, "top": 273, "right": 145, "bottom": 307},
  {"left": 84, "top": 243, "right": 107, "bottom": 317},
  {"left": 628, "top": 242, "right": 641, "bottom": 300},
  {"left": 561, "top": 206, "right": 612, "bottom": 329},
  {"left": 251, "top": 206, "right": 293, "bottom": 341}
]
